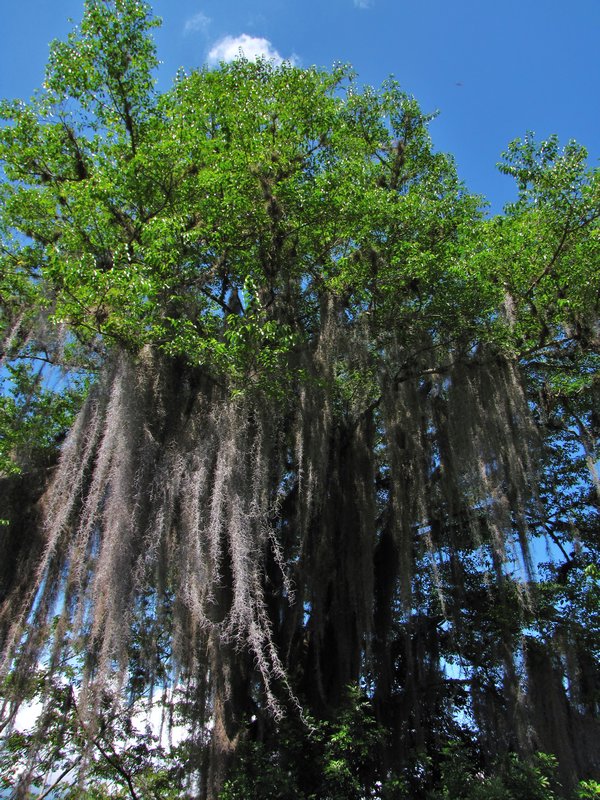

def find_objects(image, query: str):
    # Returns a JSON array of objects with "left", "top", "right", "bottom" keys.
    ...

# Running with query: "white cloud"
[
  {"left": 207, "top": 34, "right": 293, "bottom": 66},
  {"left": 184, "top": 11, "right": 211, "bottom": 35},
  {"left": 354, "top": 0, "right": 373, "bottom": 7}
]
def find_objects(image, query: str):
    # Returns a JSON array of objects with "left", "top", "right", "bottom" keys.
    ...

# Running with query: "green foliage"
[
  {"left": 578, "top": 780, "right": 600, "bottom": 799},
  {"left": 429, "top": 745, "right": 563, "bottom": 800},
  {"left": 0, "top": 663, "right": 185, "bottom": 799},
  {"left": 221, "top": 688, "right": 393, "bottom": 800},
  {"left": 1, "top": 0, "right": 597, "bottom": 409},
  {"left": 221, "top": 694, "right": 584, "bottom": 800},
  {"left": 0, "top": 362, "right": 87, "bottom": 474},
  {"left": 0, "top": 0, "right": 492, "bottom": 396}
]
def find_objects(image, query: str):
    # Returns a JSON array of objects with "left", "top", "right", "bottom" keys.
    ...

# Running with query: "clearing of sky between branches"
[{"left": 0, "top": 1, "right": 599, "bottom": 798}]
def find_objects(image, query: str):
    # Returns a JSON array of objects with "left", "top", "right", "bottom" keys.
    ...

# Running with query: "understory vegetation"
[{"left": 0, "top": 1, "right": 598, "bottom": 797}]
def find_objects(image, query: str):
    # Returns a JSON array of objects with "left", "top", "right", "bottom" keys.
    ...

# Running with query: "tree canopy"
[{"left": 0, "top": 1, "right": 599, "bottom": 798}]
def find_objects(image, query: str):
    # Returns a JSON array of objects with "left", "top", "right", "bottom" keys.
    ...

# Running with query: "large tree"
[{"left": 0, "top": 1, "right": 599, "bottom": 797}]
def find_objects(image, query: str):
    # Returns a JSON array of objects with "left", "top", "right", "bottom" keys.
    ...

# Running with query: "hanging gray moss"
[{"left": 0, "top": 302, "right": 567, "bottom": 795}]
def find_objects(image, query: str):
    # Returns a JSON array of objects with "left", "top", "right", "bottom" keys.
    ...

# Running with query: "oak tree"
[{"left": 0, "top": 1, "right": 598, "bottom": 797}]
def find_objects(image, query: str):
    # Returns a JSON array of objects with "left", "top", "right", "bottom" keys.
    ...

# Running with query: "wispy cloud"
[
  {"left": 354, "top": 0, "right": 373, "bottom": 8},
  {"left": 184, "top": 11, "right": 211, "bottom": 35},
  {"left": 207, "top": 34, "right": 296, "bottom": 66}
]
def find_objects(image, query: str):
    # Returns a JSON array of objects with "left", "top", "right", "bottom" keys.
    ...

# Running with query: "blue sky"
[{"left": 1, "top": 0, "right": 598, "bottom": 213}]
